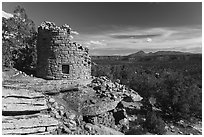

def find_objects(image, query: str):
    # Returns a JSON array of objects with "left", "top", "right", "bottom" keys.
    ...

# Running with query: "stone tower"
[{"left": 36, "top": 21, "right": 91, "bottom": 80}]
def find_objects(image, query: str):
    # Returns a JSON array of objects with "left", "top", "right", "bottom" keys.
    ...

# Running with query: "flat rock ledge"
[{"left": 2, "top": 88, "right": 60, "bottom": 135}]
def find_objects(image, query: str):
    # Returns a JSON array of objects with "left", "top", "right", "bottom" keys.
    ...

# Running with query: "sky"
[{"left": 2, "top": 2, "right": 202, "bottom": 55}]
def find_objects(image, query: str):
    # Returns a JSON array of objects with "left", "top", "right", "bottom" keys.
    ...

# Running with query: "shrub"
[{"left": 144, "top": 111, "right": 166, "bottom": 135}]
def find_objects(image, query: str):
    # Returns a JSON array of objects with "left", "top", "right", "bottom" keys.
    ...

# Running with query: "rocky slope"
[{"left": 2, "top": 68, "right": 144, "bottom": 135}]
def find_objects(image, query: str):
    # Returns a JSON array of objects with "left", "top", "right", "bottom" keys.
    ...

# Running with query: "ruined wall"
[{"left": 36, "top": 21, "right": 91, "bottom": 80}]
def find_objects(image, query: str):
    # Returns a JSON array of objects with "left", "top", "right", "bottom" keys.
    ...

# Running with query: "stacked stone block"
[{"left": 36, "top": 21, "right": 91, "bottom": 80}]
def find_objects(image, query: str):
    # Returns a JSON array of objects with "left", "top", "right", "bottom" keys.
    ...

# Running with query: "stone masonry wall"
[{"left": 36, "top": 21, "right": 91, "bottom": 80}]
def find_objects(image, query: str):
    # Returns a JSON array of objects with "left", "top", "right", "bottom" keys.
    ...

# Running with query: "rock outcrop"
[
  {"left": 2, "top": 114, "right": 59, "bottom": 135},
  {"left": 2, "top": 87, "right": 60, "bottom": 135},
  {"left": 2, "top": 69, "right": 61, "bottom": 135},
  {"left": 2, "top": 68, "right": 143, "bottom": 135}
]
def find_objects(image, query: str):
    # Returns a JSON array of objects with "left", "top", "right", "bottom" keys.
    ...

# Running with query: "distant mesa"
[
  {"left": 127, "top": 50, "right": 193, "bottom": 57},
  {"left": 136, "top": 50, "right": 146, "bottom": 55},
  {"left": 152, "top": 51, "right": 192, "bottom": 55},
  {"left": 127, "top": 50, "right": 147, "bottom": 57}
]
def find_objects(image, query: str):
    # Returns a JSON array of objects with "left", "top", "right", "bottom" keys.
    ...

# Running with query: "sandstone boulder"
[
  {"left": 82, "top": 98, "right": 122, "bottom": 116},
  {"left": 130, "top": 93, "right": 143, "bottom": 102}
]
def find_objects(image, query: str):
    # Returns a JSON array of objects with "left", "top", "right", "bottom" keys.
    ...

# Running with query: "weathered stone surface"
[
  {"left": 28, "top": 132, "right": 52, "bottom": 135},
  {"left": 3, "top": 84, "right": 27, "bottom": 89},
  {"left": 89, "top": 76, "right": 143, "bottom": 102},
  {"left": 2, "top": 113, "right": 41, "bottom": 120},
  {"left": 63, "top": 125, "right": 72, "bottom": 133},
  {"left": 85, "top": 111, "right": 115, "bottom": 128},
  {"left": 67, "top": 120, "right": 77, "bottom": 131},
  {"left": 48, "top": 98, "right": 55, "bottom": 103},
  {"left": 2, "top": 88, "right": 44, "bottom": 98},
  {"left": 82, "top": 99, "right": 121, "bottom": 116},
  {"left": 47, "top": 126, "right": 59, "bottom": 131},
  {"left": 121, "top": 101, "right": 143, "bottom": 109},
  {"left": 2, "top": 127, "right": 46, "bottom": 135},
  {"left": 32, "top": 79, "right": 89, "bottom": 94},
  {"left": 2, "top": 114, "right": 59, "bottom": 129},
  {"left": 130, "top": 93, "right": 143, "bottom": 102},
  {"left": 2, "top": 97, "right": 46, "bottom": 105},
  {"left": 33, "top": 85, "right": 60, "bottom": 94},
  {"left": 2, "top": 82, "right": 61, "bottom": 135},
  {"left": 2, "top": 103, "right": 48, "bottom": 112},
  {"left": 68, "top": 114, "right": 76, "bottom": 120},
  {"left": 85, "top": 123, "right": 124, "bottom": 135}
]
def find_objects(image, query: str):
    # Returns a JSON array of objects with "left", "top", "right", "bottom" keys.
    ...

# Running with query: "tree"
[
  {"left": 2, "top": 6, "right": 37, "bottom": 74},
  {"left": 155, "top": 72, "right": 202, "bottom": 120},
  {"left": 144, "top": 111, "right": 166, "bottom": 135},
  {"left": 14, "top": 5, "right": 28, "bottom": 19}
]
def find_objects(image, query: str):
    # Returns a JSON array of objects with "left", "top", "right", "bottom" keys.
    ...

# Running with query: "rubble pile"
[
  {"left": 40, "top": 21, "right": 71, "bottom": 33},
  {"left": 79, "top": 76, "right": 144, "bottom": 133}
]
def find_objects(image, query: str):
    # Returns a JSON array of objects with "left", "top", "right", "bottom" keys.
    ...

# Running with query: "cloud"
[
  {"left": 71, "top": 30, "right": 79, "bottom": 35},
  {"left": 2, "top": 11, "right": 13, "bottom": 19},
  {"left": 110, "top": 34, "right": 161, "bottom": 39},
  {"left": 85, "top": 40, "right": 106, "bottom": 46},
  {"left": 146, "top": 37, "right": 152, "bottom": 42},
  {"left": 74, "top": 25, "right": 201, "bottom": 55}
]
